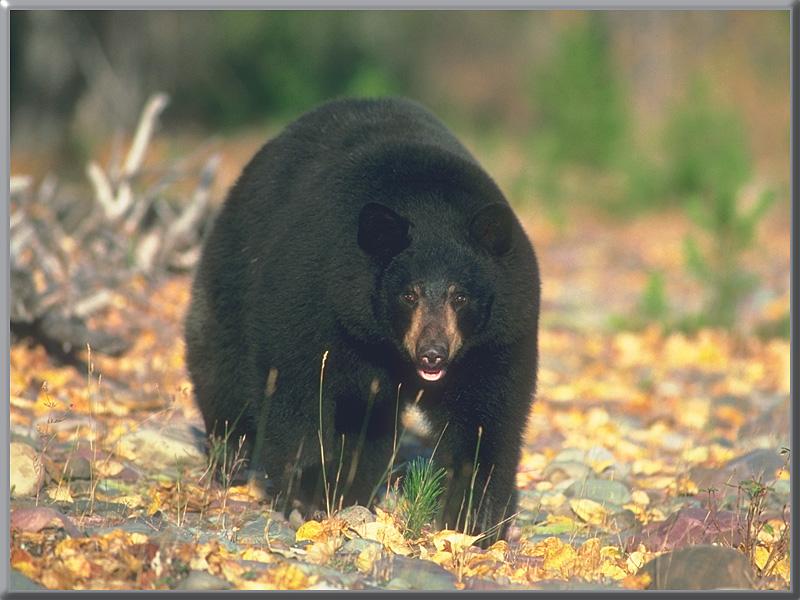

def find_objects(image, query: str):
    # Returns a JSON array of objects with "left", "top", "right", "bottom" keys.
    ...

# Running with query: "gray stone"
[
  {"left": 10, "top": 442, "right": 42, "bottom": 498},
  {"left": 116, "top": 425, "right": 205, "bottom": 469},
  {"left": 660, "top": 432, "right": 689, "bottom": 452},
  {"left": 337, "top": 504, "right": 375, "bottom": 528},
  {"left": 544, "top": 461, "right": 591, "bottom": 483},
  {"left": 643, "top": 545, "right": 756, "bottom": 590},
  {"left": 553, "top": 448, "right": 586, "bottom": 463},
  {"left": 608, "top": 509, "right": 638, "bottom": 532},
  {"left": 341, "top": 537, "right": 383, "bottom": 556},
  {"left": 176, "top": 570, "right": 232, "bottom": 590},
  {"left": 691, "top": 448, "right": 786, "bottom": 491},
  {"left": 585, "top": 446, "right": 615, "bottom": 467},
  {"left": 236, "top": 515, "right": 296, "bottom": 546},
  {"left": 376, "top": 555, "right": 457, "bottom": 590},
  {"left": 565, "top": 478, "right": 631, "bottom": 506}
]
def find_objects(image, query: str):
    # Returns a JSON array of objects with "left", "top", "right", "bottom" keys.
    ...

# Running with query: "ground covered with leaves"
[{"left": 9, "top": 206, "right": 791, "bottom": 591}]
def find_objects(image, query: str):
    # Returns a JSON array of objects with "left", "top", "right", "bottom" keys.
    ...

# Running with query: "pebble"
[
  {"left": 643, "top": 545, "right": 755, "bottom": 590},
  {"left": 10, "top": 442, "right": 43, "bottom": 498},
  {"left": 236, "top": 516, "right": 296, "bottom": 546},
  {"left": 337, "top": 505, "right": 376, "bottom": 528},
  {"left": 565, "top": 478, "right": 631, "bottom": 506},
  {"left": 376, "top": 555, "right": 456, "bottom": 590},
  {"left": 176, "top": 570, "right": 232, "bottom": 590},
  {"left": 116, "top": 426, "right": 205, "bottom": 469},
  {"left": 691, "top": 448, "right": 786, "bottom": 490}
]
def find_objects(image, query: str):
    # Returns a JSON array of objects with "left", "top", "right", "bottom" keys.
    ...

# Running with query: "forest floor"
[{"left": 9, "top": 194, "right": 791, "bottom": 590}]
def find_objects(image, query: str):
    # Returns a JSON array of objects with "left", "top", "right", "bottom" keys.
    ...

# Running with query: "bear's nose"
[{"left": 420, "top": 347, "right": 447, "bottom": 367}]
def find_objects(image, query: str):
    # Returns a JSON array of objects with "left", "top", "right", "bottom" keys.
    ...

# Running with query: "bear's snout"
[{"left": 415, "top": 335, "right": 450, "bottom": 382}]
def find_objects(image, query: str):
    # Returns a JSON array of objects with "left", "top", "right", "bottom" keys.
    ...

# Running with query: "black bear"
[{"left": 185, "top": 97, "right": 540, "bottom": 539}]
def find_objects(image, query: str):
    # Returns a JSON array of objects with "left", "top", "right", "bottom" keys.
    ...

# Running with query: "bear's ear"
[
  {"left": 469, "top": 203, "right": 513, "bottom": 256},
  {"left": 358, "top": 202, "right": 411, "bottom": 259}
]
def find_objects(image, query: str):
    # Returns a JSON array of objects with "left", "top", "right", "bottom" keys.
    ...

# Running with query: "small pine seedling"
[{"left": 399, "top": 457, "right": 447, "bottom": 539}]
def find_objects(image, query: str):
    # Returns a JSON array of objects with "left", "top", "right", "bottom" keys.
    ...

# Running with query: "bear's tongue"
[{"left": 418, "top": 368, "right": 445, "bottom": 382}]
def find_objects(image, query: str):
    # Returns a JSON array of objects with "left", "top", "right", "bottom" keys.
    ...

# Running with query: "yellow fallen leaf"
[
  {"left": 486, "top": 539, "right": 509, "bottom": 562},
  {"left": 305, "top": 537, "right": 341, "bottom": 565},
  {"left": 268, "top": 563, "right": 315, "bottom": 589},
  {"left": 62, "top": 553, "right": 92, "bottom": 579},
  {"left": 622, "top": 571, "right": 652, "bottom": 589},
  {"left": 772, "top": 556, "right": 790, "bottom": 582},
  {"left": 539, "top": 492, "right": 566, "bottom": 509},
  {"left": 356, "top": 508, "right": 412, "bottom": 556},
  {"left": 240, "top": 548, "right": 275, "bottom": 564},
  {"left": 10, "top": 548, "right": 38, "bottom": 580},
  {"left": 112, "top": 494, "right": 146, "bottom": 509},
  {"left": 47, "top": 485, "right": 74, "bottom": 503},
  {"left": 95, "top": 459, "right": 125, "bottom": 477},
  {"left": 681, "top": 446, "right": 709, "bottom": 464},
  {"left": 535, "top": 537, "right": 578, "bottom": 578},
  {"left": 218, "top": 557, "right": 245, "bottom": 581},
  {"left": 677, "top": 398, "right": 710, "bottom": 430},
  {"left": 128, "top": 531, "right": 149, "bottom": 545},
  {"left": 631, "top": 490, "right": 650, "bottom": 506},
  {"left": 570, "top": 498, "right": 609, "bottom": 526},
  {"left": 431, "top": 530, "right": 481, "bottom": 555},
  {"left": 754, "top": 545, "right": 770, "bottom": 571},
  {"left": 356, "top": 544, "right": 383, "bottom": 573},
  {"left": 295, "top": 520, "right": 324, "bottom": 543},
  {"left": 636, "top": 475, "right": 675, "bottom": 490},
  {"left": 632, "top": 459, "right": 662, "bottom": 476},
  {"left": 601, "top": 561, "right": 629, "bottom": 580},
  {"left": 626, "top": 551, "right": 646, "bottom": 573}
]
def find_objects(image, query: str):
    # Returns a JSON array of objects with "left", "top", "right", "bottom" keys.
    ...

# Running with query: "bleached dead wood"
[{"left": 11, "top": 91, "right": 219, "bottom": 359}]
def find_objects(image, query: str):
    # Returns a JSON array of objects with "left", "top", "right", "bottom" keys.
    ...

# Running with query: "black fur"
[{"left": 185, "top": 97, "right": 540, "bottom": 539}]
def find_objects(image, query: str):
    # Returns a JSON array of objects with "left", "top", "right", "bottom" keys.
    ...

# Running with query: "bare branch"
[
  {"left": 121, "top": 92, "right": 169, "bottom": 179},
  {"left": 86, "top": 161, "right": 118, "bottom": 219},
  {"left": 160, "top": 153, "right": 220, "bottom": 258},
  {"left": 73, "top": 289, "right": 115, "bottom": 319}
]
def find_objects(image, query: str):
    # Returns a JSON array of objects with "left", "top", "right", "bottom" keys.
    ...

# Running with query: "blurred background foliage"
[{"left": 10, "top": 10, "right": 790, "bottom": 334}]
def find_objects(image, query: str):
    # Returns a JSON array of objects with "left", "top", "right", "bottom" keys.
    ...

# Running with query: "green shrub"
[
  {"left": 530, "top": 13, "right": 628, "bottom": 169},
  {"left": 663, "top": 80, "right": 751, "bottom": 202},
  {"left": 398, "top": 457, "right": 446, "bottom": 539}
]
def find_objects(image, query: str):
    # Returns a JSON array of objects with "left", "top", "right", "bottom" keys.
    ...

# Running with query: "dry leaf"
[{"left": 570, "top": 498, "right": 610, "bottom": 526}]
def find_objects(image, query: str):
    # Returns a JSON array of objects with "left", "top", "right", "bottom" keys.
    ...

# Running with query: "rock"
[
  {"left": 553, "top": 448, "right": 586, "bottom": 463},
  {"left": 695, "top": 448, "right": 787, "bottom": 491},
  {"left": 86, "top": 516, "right": 165, "bottom": 537},
  {"left": 643, "top": 545, "right": 756, "bottom": 590},
  {"left": 289, "top": 509, "right": 305, "bottom": 530},
  {"left": 9, "top": 569, "right": 44, "bottom": 590},
  {"left": 176, "top": 570, "right": 232, "bottom": 590},
  {"left": 625, "top": 507, "right": 742, "bottom": 552},
  {"left": 544, "top": 461, "right": 591, "bottom": 484},
  {"left": 608, "top": 509, "right": 638, "bottom": 532},
  {"left": 376, "top": 555, "right": 457, "bottom": 590},
  {"left": 341, "top": 537, "right": 383, "bottom": 556},
  {"left": 236, "top": 516, "right": 296, "bottom": 546},
  {"left": 565, "top": 478, "right": 631, "bottom": 506},
  {"left": 116, "top": 426, "right": 205, "bottom": 469},
  {"left": 337, "top": 505, "right": 375, "bottom": 528},
  {"left": 585, "top": 446, "right": 615, "bottom": 470},
  {"left": 9, "top": 442, "right": 44, "bottom": 498},
  {"left": 10, "top": 442, "right": 42, "bottom": 498},
  {"left": 660, "top": 432, "right": 688, "bottom": 452},
  {"left": 11, "top": 507, "right": 81, "bottom": 537}
]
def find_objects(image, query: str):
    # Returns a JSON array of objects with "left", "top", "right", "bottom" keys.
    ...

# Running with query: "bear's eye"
[
  {"left": 453, "top": 293, "right": 468, "bottom": 306},
  {"left": 402, "top": 291, "right": 418, "bottom": 305}
]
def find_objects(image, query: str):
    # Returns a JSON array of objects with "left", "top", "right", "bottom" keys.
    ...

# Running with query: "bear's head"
[{"left": 357, "top": 201, "right": 513, "bottom": 383}]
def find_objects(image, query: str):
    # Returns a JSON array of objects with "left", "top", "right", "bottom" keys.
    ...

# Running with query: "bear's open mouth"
[{"left": 418, "top": 367, "right": 446, "bottom": 382}]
